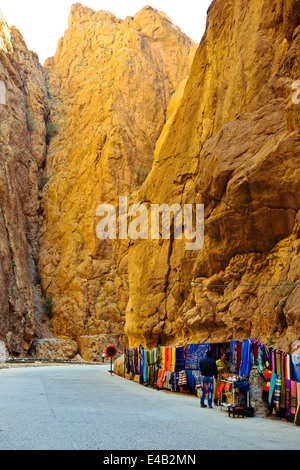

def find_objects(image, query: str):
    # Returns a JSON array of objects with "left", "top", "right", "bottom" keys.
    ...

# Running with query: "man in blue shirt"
[{"left": 199, "top": 350, "right": 218, "bottom": 408}]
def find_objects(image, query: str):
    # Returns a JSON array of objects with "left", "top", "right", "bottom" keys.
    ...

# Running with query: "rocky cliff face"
[
  {"left": 1, "top": 0, "right": 299, "bottom": 360},
  {"left": 38, "top": 4, "right": 194, "bottom": 360},
  {"left": 0, "top": 13, "right": 51, "bottom": 355},
  {"left": 125, "top": 0, "right": 300, "bottom": 352}
]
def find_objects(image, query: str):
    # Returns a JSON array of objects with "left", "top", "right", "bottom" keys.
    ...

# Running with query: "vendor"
[
  {"left": 216, "top": 353, "right": 230, "bottom": 375},
  {"left": 214, "top": 353, "right": 230, "bottom": 404}
]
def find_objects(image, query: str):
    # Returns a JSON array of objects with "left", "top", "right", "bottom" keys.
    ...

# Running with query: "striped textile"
[
  {"left": 295, "top": 383, "right": 300, "bottom": 426},
  {"left": 285, "top": 379, "right": 291, "bottom": 418},
  {"left": 178, "top": 370, "right": 187, "bottom": 386},
  {"left": 273, "top": 376, "right": 281, "bottom": 412},
  {"left": 291, "top": 381, "right": 297, "bottom": 415},
  {"left": 280, "top": 377, "right": 286, "bottom": 409},
  {"left": 163, "top": 371, "right": 172, "bottom": 390}
]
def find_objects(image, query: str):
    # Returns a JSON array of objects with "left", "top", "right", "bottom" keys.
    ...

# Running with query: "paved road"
[{"left": 0, "top": 364, "right": 299, "bottom": 451}]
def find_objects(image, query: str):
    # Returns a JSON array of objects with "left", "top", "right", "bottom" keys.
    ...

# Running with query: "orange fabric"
[{"left": 217, "top": 382, "right": 225, "bottom": 398}]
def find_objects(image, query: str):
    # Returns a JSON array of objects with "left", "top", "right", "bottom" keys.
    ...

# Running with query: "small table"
[
  {"left": 228, "top": 406, "right": 245, "bottom": 418},
  {"left": 220, "top": 380, "right": 250, "bottom": 410}
]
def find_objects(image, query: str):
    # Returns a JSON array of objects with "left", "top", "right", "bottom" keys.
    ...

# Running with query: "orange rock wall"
[
  {"left": 1, "top": 0, "right": 300, "bottom": 359},
  {"left": 125, "top": 0, "right": 300, "bottom": 352},
  {"left": 38, "top": 4, "right": 194, "bottom": 359}
]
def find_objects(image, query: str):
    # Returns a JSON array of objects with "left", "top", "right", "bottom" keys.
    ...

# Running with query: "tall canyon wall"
[
  {"left": 0, "top": 13, "right": 51, "bottom": 355},
  {"left": 125, "top": 0, "right": 300, "bottom": 353},
  {"left": 38, "top": 4, "right": 195, "bottom": 360},
  {"left": 0, "top": 0, "right": 299, "bottom": 360}
]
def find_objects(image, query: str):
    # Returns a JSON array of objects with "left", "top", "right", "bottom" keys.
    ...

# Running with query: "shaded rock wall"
[{"left": 0, "top": 13, "right": 52, "bottom": 355}]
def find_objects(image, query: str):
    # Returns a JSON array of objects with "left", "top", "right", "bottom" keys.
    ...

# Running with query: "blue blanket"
[{"left": 185, "top": 343, "right": 209, "bottom": 370}]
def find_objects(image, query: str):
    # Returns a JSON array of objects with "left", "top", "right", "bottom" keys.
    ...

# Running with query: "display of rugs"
[
  {"left": 126, "top": 338, "right": 300, "bottom": 427},
  {"left": 185, "top": 343, "right": 209, "bottom": 370}
]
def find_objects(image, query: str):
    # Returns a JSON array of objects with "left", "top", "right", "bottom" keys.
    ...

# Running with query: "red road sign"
[{"left": 106, "top": 346, "right": 117, "bottom": 358}]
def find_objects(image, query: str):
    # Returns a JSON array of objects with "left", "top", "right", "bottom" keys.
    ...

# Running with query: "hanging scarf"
[
  {"left": 286, "top": 353, "right": 291, "bottom": 381},
  {"left": 125, "top": 348, "right": 130, "bottom": 374},
  {"left": 239, "top": 340, "right": 252, "bottom": 377},
  {"left": 143, "top": 348, "right": 147, "bottom": 383},
  {"left": 268, "top": 372, "right": 277, "bottom": 407},
  {"left": 139, "top": 345, "right": 144, "bottom": 382},
  {"left": 250, "top": 339, "right": 263, "bottom": 362},
  {"left": 157, "top": 345, "right": 161, "bottom": 369},
  {"left": 175, "top": 346, "right": 184, "bottom": 371},
  {"left": 167, "top": 347, "right": 172, "bottom": 372},
  {"left": 256, "top": 347, "right": 265, "bottom": 374},
  {"left": 130, "top": 348, "right": 136, "bottom": 375},
  {"left": 262, "top": 368, "right": 272, "bottom": 403},
  {"left": 262, "top": 345, "right": 269, "bottom": 367},
  {"left": 280, "top": 377, "right": 286, "bottom": 410},
  {"left": 273, "top": 376, "right": 282, "bottom": 412},
  {"left": 171, "top": 348, "right": 176, "bottom": 372},
  {"left": 157, "top": 369, "right": 165, "bottom": 388},
  {"left": 295, "top": 383, "right": 300, "bottom": 426},
  {"left": 229, "top": 341, "right": 239, "bottom": 373},
  {"left": 185, "top": 370, "right": 195, "bottom": 389},
  {"left": 285, "top": 379, "right": 291, "bottom": 419},
  {"left": 269, "top": 348, "right": 275, "bottom": 374},
  {"left": 139, "top": 346, "right": 147, "bottom": 384},
  {"left": 160, "top": 346, "right": 165, "bottom": 370},
  {"left": 276, "top": 350, "right": 281, "bottom": 377},
  {"left": 282, "top": 352, "right": 286, "bottom": 379},
  {"left": 291, "top": 381, "right": 297, "bottom": 415}
]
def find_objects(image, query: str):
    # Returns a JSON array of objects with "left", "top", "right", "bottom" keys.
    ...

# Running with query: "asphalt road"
[{"left": 0, "top": 364, "right": 299, "bottom": 451}]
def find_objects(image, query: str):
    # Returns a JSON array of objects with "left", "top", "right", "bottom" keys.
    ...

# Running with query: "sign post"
[{"left": 105, "top": 346, "right": 117, "bottom": 375}]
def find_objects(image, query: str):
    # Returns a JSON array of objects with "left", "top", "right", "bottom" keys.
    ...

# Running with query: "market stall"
[{"left": 124, "top": 338, "right": 300, "bottom": 424}]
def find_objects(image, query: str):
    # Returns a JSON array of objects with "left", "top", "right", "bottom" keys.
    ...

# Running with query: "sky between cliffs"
[{"left": 0, "top": 0, "right": 213, "bottom": 64}]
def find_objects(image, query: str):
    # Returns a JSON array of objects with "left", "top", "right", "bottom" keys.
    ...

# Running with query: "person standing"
[
  {"left": 199, "top": 350, "right": 218, "bottom": 408},
  {"left": 216, "top": 353, "right": 230, "bottom": 375},
  {"left": 214, "top": 353, "right": 230, "bottom": 404},
  {"left": 102, "top": 352, "right": 106, "bottom": 363}
]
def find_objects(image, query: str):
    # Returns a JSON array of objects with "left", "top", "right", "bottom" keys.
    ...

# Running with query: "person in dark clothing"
[{"left": 199, "top": 350, "right": 218, "bottom": 408}]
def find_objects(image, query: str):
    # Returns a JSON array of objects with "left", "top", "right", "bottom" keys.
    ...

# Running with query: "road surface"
[{"left": 0, "top": 364, "right": 299, "bottom": 451}]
